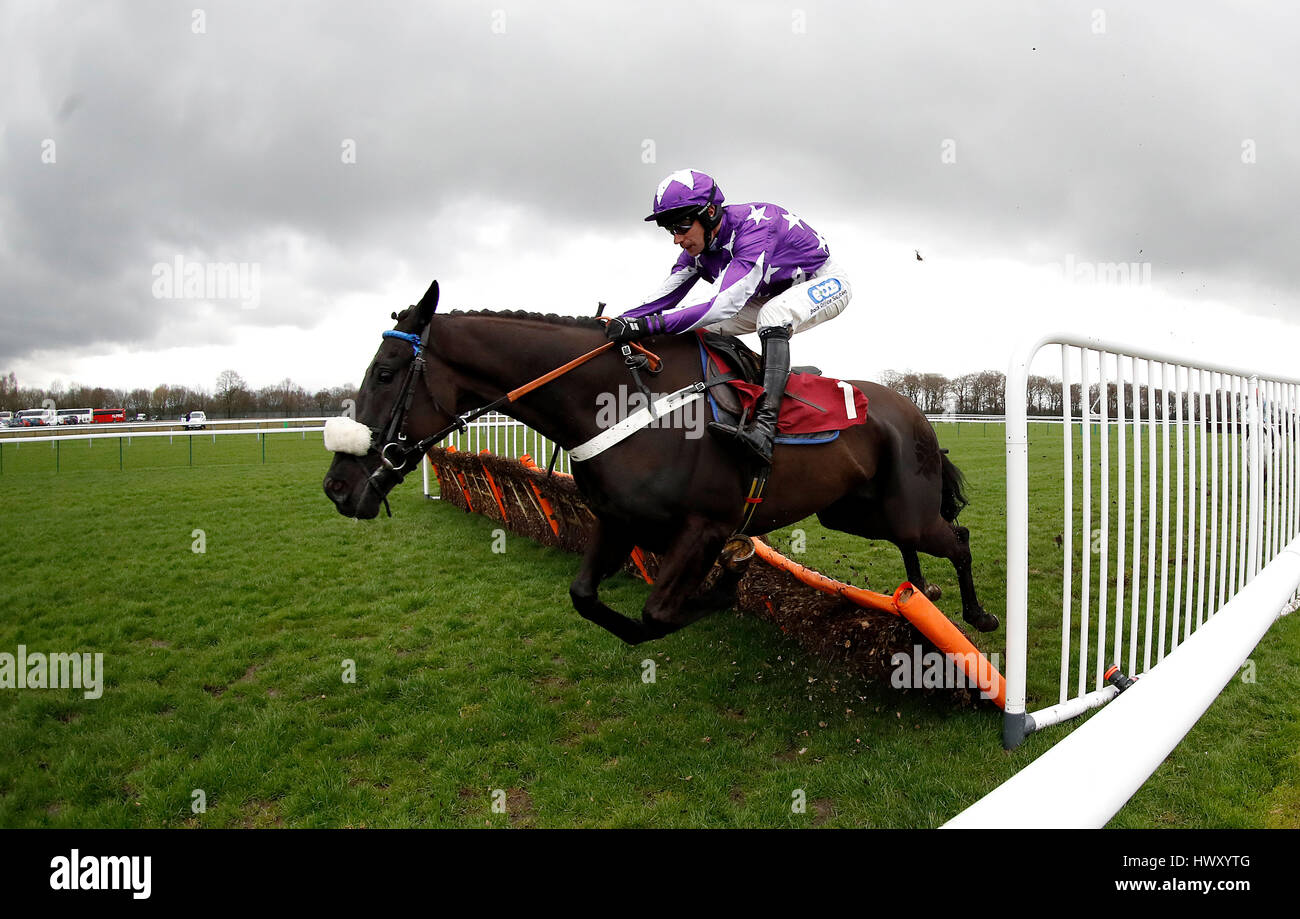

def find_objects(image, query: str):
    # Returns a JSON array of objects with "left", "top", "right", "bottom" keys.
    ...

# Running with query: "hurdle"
[
  {"left": 424, "top": 445, "right": 1006, "bottom": 706},
  {"left": 750, "top": 540, "right": 1006, "bottom": 708}
]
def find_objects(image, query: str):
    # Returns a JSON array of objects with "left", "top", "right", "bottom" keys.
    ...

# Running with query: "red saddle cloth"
[{"left": 704, "top": 344, "right": 869, "bottom": 435}]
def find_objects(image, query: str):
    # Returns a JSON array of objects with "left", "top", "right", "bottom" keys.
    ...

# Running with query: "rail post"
[
  {"left": 1247, "top": 376, "right": 1262, "bottom": 579},
  {"left": 1002, "top": 335, "right": 1041, "bottom": 748}
]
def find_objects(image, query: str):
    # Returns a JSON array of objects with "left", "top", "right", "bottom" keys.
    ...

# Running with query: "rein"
[{"left": 363, "top": 319, "right": 661, "bottom": 498}]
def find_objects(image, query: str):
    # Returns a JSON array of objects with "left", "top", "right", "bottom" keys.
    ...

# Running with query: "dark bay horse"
[{"left": 323, "top": 280, "right": 997, "bottom": 644}]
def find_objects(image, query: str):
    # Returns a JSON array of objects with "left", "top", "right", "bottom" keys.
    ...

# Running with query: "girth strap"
[{"left": 735, "top": 467, "right": 771, "bottom": 536}]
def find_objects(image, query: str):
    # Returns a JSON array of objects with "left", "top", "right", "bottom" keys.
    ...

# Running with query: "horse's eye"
[{"left": 377, "top": 368, "right": 395, "bottom": 384}]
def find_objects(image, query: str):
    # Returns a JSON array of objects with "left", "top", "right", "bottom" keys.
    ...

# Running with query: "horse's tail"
[{"left": 940, "top": 452, "right": 969, "bottom": 522}]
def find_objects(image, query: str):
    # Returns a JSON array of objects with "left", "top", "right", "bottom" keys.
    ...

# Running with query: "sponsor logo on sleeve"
[{"left": 807, "top": 278, "right": 843, "bottom": 304}]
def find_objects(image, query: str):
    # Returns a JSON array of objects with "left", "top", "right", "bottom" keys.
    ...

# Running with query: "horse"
[{"left": 322, "top": 280, "right": 997, "bottom": 645}]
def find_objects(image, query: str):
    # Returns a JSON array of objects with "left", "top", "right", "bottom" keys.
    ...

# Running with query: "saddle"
[{"left": 696, "top": 331, "right": 866, "bottom": 445}]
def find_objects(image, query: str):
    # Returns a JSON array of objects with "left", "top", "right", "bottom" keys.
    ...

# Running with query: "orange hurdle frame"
[{"left": 750, "top": 539, "right": 1007, "bottom": 709}]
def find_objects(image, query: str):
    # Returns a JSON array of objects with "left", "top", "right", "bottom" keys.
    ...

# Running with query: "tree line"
[
  {"left": 0, "top": 370, "right": 358, "bottom": 419},
  {"left": 880, "top": 370, "right": 1065, "bottom": 415},
  {"left": 879, "top": 370, "right": 1279, "bottom": 420}
]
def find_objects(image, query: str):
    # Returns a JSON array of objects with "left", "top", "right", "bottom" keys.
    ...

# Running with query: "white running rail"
[
  {"left": 947, "top": 533, "right": 1300, "bottom": 827},
  {"left": 999, "top": 333, "right": 1300, "bottom": 748}
]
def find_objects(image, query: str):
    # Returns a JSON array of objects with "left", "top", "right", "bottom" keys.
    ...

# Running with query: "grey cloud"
[{"left": 1, "top": 0, "right": 1296, "bottom": 369}]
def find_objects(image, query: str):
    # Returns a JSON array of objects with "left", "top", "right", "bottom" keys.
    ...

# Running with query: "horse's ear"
[{"left": 416, "top": 279, "right": 440, "bottom": 321}]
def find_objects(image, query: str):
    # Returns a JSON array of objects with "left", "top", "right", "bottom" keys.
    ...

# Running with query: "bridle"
[
  {"left": 362, "top": 319, "right": 467, "bottom": 503},
  {"left": 359, "top": 313, "right": 662, "bottom": 507},
  {"left": 375, "top": 328, "right": 434, "bottom": 471}
]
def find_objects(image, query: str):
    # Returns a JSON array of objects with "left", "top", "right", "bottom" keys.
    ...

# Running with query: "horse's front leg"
[
  {"left": 639, "top": 515, "right": 734, "bottom": 640},
  {"left": 569, "top": 518, "right": 653, "bottom": 645}
]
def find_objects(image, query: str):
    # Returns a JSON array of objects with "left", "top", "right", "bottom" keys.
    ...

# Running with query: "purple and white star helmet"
[{"left": 644, "top": 168, "right": 725, "bottom": 230}]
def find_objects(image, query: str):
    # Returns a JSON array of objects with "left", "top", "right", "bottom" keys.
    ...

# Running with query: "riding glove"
[{"left": 604, "top": 315, "right": 662, "bottom": 342}]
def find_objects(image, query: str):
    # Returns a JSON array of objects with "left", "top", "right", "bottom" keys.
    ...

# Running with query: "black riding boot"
[{"left": 707, "top": 325, "right": 791, "bottom": 466}]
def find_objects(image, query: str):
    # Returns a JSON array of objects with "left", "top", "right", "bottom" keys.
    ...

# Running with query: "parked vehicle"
[
  {"left": 56, "top": 407, "right": 93, "bottom": 425},
  {"left": 0, "top": 411, "right": 12, "bottom": 427},
  {"left": 93, "top": 408, "right": 126, "bottom": 424},
  {"left": 184, "top": 411, "right": 208, "bottom": 430},
  {"left": 13, "top": 408, "right": 55, "bottom": 426}
]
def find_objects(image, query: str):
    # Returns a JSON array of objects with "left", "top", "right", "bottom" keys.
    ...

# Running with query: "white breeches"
[{"left": 707, "top": 257, "right": 852, "bottom": 336}]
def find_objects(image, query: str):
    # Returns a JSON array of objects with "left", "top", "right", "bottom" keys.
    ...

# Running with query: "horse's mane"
[
  {"left": 396, "top": 306, "right": 604, "bottom": 331},
  {"left": 451, "top": 309, "right": 606, "bottom": 331}
]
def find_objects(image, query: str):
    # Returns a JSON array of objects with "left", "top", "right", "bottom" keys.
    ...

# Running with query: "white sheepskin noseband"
[{"left": 324, "top": 416, "right": 373, "bottom": 456}]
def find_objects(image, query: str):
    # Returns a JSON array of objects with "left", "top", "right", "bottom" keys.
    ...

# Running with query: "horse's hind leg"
[
  {"left": 914, "top": 519, "right": 998, "bottom": 632},
  {"left": 817, "top": 498, "right": 944, "bottom": 601},
  {"left": 951, "top": 524, "right": 998, "bottom": 631},
  {"left": 900, "top": 547, "right": 942, "bottom": 602}
]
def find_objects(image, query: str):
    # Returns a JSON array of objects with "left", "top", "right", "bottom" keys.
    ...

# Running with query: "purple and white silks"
[{"left": 621, "top": 202, "right": 833, "bottom": 335}]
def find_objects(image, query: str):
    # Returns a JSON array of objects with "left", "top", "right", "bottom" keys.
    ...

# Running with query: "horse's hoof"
[
  {"left": 924, "top": 584, "right": 942, "bottom": 602},
  {"left": 690, "top": 586, "right": 738, "bottom": 613},
  {"left": 965, "top": 609, "right": 1000, "bottom": 632}
]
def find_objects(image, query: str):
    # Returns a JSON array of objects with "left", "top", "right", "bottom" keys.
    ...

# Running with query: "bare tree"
[
  {"left": 1025, "top": 374, "right": 1061, "bottom": 415},
  {"left": 124, "top": 389, "right": 152, "bottom": 417},
  {"left": 973, "top": 371, "right": 1006, "bottom": 414},
  {"left": 878, "top": 370, "right": 903, "bottom": 391},
  {"left": 215, "top": 369, "right": 249, "bottom": 419},
  {"left": 0, "top": 372, "right": 18, "bottom": 412},
  {"left": 950, "top": 374, "right": 977, "bottom": 414},
  {"left": 919, "top": 373, "right": 950, "bottom": 413},
  {"left": 899, "top": 372, "right": 923, "bottom": 404}
]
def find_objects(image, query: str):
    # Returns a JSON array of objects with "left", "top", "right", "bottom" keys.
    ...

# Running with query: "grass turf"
[{"left": 0, "top": 426, "right": 1296, "bottom": 827}]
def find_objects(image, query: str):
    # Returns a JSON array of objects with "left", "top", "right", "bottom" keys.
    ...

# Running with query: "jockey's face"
[
  {"left": 669, "top": 205, "right": 716, "bottom": 258},
  {"left": 671, "top": 220, "right": 705, "bottom": 257}
]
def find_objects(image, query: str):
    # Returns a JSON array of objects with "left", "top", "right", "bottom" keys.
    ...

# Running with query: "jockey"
[{"left": 605, "top": 168, "right": 852, "bottom": 465}]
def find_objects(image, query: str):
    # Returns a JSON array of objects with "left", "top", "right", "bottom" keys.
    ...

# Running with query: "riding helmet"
[{"left": 645, "top": 169, "right": 726, "bottom": 235}]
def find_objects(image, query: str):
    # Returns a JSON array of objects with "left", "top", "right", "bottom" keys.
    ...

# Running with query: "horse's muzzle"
[
  {"left": 323, "top": 454, "right": 388, "bottom": 519},
  {"left": 323, "top": 473, "right": 377, "bottom": 519}
]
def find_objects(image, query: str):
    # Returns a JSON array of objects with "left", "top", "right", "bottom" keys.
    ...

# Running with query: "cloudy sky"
[{"left": 2, "top": 0, "right": 1297, "bottom": 397}]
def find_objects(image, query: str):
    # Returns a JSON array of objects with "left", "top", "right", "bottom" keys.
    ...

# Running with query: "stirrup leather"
[{"left": 706, "top": 326, "right": 790, "bottom": 465}]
